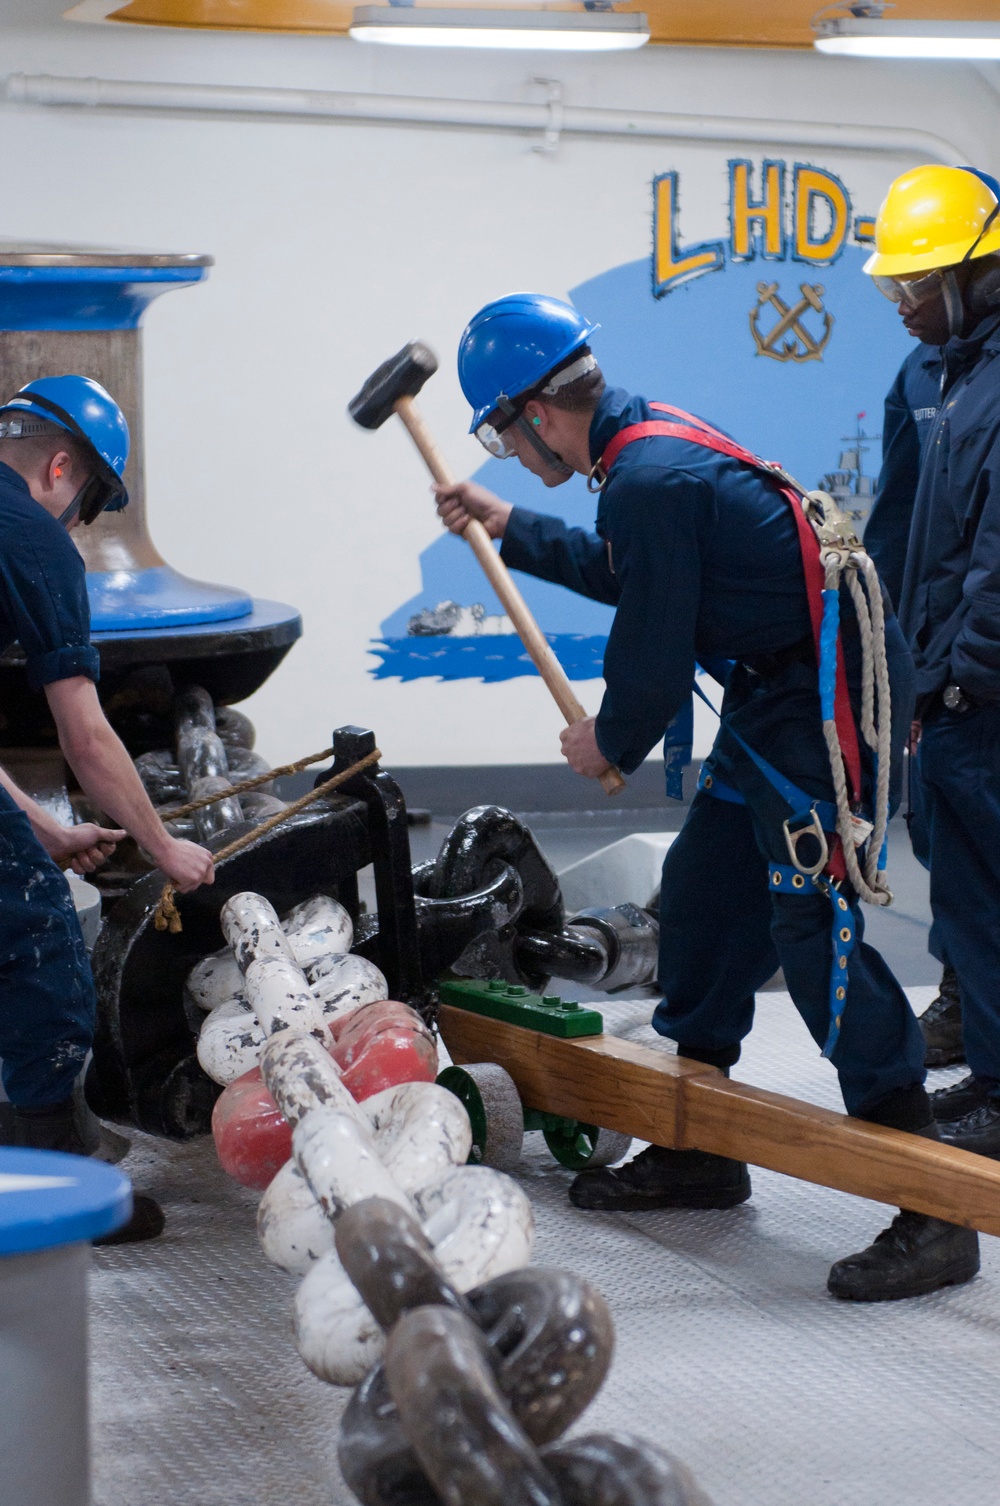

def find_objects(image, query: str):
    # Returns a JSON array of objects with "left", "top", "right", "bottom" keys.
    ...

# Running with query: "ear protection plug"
[
  {"left": 54, "top": 467, "right": 63, "bottom": 478},
  {"left": 532, "top": 416, "right": 542, "bottom": 426}
]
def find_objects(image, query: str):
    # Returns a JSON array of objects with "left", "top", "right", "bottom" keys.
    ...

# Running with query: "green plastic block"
[{"left": 437, "top": 975, "right": 604, "bottom": 1038}]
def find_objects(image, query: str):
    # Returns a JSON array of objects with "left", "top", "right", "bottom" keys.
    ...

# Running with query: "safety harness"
[{"left": 592, "top": 403, "right": 893, "bottom": 1056}]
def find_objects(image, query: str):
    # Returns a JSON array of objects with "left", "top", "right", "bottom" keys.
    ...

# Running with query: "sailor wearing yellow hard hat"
[
  {"left": 865, "top": 163, "right": 1000, "bottom": 1160},
  {"left": 866, "top": 163, "right": 1000, "bottom": 331}
]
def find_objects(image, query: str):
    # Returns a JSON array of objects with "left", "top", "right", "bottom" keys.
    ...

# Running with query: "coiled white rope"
[
  {"left": 857, "top": 551, "right": 894, "bottom": 895},
  {"left": 820, "top": 547, "right": 893, "bottom": 908}
]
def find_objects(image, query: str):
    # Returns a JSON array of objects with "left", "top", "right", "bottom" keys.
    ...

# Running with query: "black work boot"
[
  {"left": 568, "top": 1144, "right": 751, "bottom": 1212},
  {"left": 13, "top": 1099, "right": 165, "bottom": 1246},
  {"left": 937, "top": 1099, "right": 1000, "bottom": 1159},
  {"left": 4, "top": 1089, "right": 131, "bottom": 1162},
  {"left": 930, "top": 1074, "right": 996, "bottom": 1122},
  {"left": 72, "top": 1079, "right": 131, "bottom": 1165},
  {"left": 920, "top": 966, "right": 965, "bottom": 1067},
  {"left": 92, "top": 1198, "right": 165, "bottom": 1246},
  {"left": 828, "top": 1113, "right": 978, "bottom": 1301},
  {"left": 13, "top": 1099, "right": 88, "bottom": 1154},
  {"left": 827, "top": 1211, "right": 980, "bottom": 1301}
]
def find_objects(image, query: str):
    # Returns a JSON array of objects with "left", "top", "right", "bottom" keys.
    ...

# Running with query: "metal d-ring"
[
  {"left": 587, "top": 460, "right": 607, "bottom": 493},
  {"left": 783, "top": 805, "right": 829, "bottom": 877}
]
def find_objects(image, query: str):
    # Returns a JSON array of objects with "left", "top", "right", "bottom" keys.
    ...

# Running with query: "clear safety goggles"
[
  {"left": 474, "top": 416, "right": 518, "bottom": 459},
  {"left": 473, "top": 351, "right": 598, "bottom": 459},
  {"left": 872, "top": 269, "right": 948, "bottom": 308}
]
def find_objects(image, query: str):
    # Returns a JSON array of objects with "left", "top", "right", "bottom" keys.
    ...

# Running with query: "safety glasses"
[
  {"left": 872, "top": 269, "right": 947, "bottom": 307},
  {"left": 58, "top": 470, "right": 128, "bottom": 529},
  {"left": 474, "top": 417, "right": 518, "bottom": 459}
]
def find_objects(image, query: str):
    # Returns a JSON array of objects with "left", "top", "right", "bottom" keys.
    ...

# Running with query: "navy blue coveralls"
[
  {"left": 865, "top": 342, "right": 943, "bottom": 611},
  {"left": 0, "top": 461, "right": 98, "bottom": 1108},
  {"left": 865, "top": 342, "right": 943, "bottom": 869},
  {"left": 897, "top": 314, "right": 1000, "bottom": 1087},
  {"left": 502, "top": 388, "right": 925, "bottom": 1119}
]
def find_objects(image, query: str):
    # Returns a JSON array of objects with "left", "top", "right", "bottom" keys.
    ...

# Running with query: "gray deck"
[{"left": 90, "top": 984, "right": 998, "bottom": 1506}]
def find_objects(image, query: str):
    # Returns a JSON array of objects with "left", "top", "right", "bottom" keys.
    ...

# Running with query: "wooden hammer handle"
[{"left": 394, "top": 396, "right": 626, "bottom": 797}]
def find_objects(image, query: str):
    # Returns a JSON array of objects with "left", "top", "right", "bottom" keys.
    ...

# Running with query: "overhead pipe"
[{"left": 2, "top": 72, "right": 966, "bottom": 164}]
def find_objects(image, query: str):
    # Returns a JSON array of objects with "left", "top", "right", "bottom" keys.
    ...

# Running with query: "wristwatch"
[{"left": 943, "top": 683, "right": 969, "bottom": 712}]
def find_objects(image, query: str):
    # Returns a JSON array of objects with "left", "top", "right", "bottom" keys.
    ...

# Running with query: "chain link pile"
[{"left": 217, "top": 890, "right": 712, "bottom": 1504}]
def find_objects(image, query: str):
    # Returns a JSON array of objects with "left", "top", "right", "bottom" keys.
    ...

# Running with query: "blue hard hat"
[
  {"left": 458, "top": 294, "right": 599, "bottom": 432},
  {"left": 0, "top": 375, "right": 130, "bottom": 512}
]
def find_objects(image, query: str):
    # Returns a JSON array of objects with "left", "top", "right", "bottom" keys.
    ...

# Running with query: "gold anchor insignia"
[{"left": 750, "top": 281, "right": 834, "bottom": 363}]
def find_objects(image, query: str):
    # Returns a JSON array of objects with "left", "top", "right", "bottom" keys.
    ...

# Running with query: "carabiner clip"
[{"left": 783, "top": 805, "right": 829, "bottom": 877}]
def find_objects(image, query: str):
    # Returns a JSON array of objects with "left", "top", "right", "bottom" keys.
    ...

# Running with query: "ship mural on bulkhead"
[{"left": 372, "top": 160, "right": 910, "bottom": 683}]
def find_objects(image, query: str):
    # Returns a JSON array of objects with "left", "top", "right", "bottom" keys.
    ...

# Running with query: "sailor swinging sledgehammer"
[{"left": 431, "top": 291, "right": 979, "bottom": 1303}]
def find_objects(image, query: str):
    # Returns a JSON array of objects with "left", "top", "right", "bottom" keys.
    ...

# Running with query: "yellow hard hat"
[{"left": 864, "top": 165, "right": 1000, "bottom": 279}]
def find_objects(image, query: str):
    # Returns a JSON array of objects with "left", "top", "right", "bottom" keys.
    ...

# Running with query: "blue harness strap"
[
  {"left": 697, "top": 768, "right": 746, "bottom": 804},
  {"left": 693, "top": 680, "right": 857, "bottom": 1057},
  {"left": 768, "top": 864, "right": 856, "bottom": 1058},
  {"left": 693, "top": 681, "right": 838, "bottom": 831}
]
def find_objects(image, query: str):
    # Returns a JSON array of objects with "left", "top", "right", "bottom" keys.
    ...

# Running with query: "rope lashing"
[
  {"left": 158, "top": 743, "right": 338, "bottom": 822},
  {"left": 153, "top": 747, "right": 382, "bottom": 935}
]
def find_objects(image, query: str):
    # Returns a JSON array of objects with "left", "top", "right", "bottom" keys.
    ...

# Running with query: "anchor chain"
[
  {"left": 336, "top": 1199, "right": 710, "bottom": 1506},
  {"left": 218, "top": 891, "right": 711, "bottom": 1505}
]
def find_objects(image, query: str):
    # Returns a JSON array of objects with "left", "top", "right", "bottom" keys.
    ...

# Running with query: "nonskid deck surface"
[{"left": 91, "top": 988, "right": 998, "bottom": 1506}]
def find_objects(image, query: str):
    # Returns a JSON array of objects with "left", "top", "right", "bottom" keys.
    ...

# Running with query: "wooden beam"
[{"left": 439, "top": 1004, "right": 1000, "bottom": 1238}]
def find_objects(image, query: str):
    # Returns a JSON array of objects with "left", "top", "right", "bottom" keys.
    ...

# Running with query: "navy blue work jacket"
[
  {"left": 500, "top": 387, "right": 812, "bottom": 773},
  {"left": 865, "top": 342, "right": 943, "bottom": 610},
  {"left": 898, "top": 314, "right": 1000, "bottom": 705},
  {"left": 0, "top": 461, "right": 99, "bottom": 690}
]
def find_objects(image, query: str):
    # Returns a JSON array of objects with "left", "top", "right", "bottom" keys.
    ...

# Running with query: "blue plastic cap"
[
  {"left": 0, "top": 1147, "right": 132, "bottom": 1256},
  {"left": 458, "top": 293, "right": 599, "bottom": 431}
]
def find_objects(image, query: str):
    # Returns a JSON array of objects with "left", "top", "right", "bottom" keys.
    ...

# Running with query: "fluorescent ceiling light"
[
  {"left": 349, "top": 7, "right": 649, "bottom": 51},
  {"left": 815, "top": 18, "right": 1000, "bottom": 59}
]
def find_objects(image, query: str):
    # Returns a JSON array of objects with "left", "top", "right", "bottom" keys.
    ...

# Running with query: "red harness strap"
[{"left": 599, "top": 403, "right": 863, "bottom": 827}]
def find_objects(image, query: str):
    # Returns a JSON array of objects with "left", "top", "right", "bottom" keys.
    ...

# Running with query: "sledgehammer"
[{"left": 349, "top": 341, "right": 626, "bottom": 796}]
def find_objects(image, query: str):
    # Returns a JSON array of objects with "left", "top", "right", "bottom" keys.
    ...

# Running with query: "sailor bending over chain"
[
  {"left": 434, "top": 292, "right": 979, "bottom": 1303},
  {"left": 0, "top": 377, "right": 214, "bottom": 1243}
]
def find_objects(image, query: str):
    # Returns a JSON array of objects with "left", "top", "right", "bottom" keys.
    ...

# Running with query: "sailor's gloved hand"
[
  {"left": 45, "top": 822, "right": 126, "bottom": 875},
  {"left": 433, "top": 480, "right": 512, "bottom": 540},
  {"left": 560, "top": 717, "right": 613, "bottom": 780},
  {"left": 153, "top": 835, "right": 215, "bottom": 894}
]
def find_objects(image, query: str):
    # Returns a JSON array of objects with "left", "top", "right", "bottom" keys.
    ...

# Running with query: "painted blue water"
[
  {"left": 375, "top": 245, "right": 911, "bottom": 682},
  {"left": 370, "top": 633, "right": 607, "bottom": 682}
]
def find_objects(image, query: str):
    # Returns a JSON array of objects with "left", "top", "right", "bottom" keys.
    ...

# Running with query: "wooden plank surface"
[{"left": 439, "top": 1005, "right": 1000, "bottom": 1237}]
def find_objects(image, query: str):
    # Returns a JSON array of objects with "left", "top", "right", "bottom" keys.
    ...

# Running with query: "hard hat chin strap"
[
  {"left": 494, "top": 393, "right": 573, "bottom": 479},
  {"left": 944, "top": 194, "right": 1000, "bottom": 336},
  {"left": 513, "top": 414, "right": 573, "bottom": 479},
  {"left": 942, "top": 268, "right": 965, "bottom": 339}
]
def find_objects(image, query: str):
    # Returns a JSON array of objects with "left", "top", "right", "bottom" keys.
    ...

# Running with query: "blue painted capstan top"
[{"left": 0, "top": 243, "right": 212, "bottom": 330}]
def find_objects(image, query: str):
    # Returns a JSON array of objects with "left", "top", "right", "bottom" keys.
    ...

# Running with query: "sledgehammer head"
[{"left": 349, "top": 342, "right": 439, "bottom": 430}]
